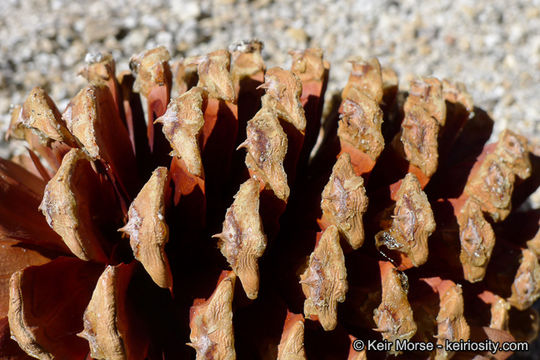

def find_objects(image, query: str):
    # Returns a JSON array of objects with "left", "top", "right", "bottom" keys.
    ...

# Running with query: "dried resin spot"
[
  {"left": 39, "top": 149, "right": 109, "bottom": 262},
  {"left": 494, "top": 129, "right": 531, "bottom": 180},
  {"left": 277, "top": 312, "right": 306, "bottom": 360},
  {"left": 373, "top": 262, "right": 417, "bottom": 349},
  {"left": 156, "top": 87, "right": 205, "bottom": 177},
  {"left": 79, "top": 264, "right": 144, "bottom": 360},
  {"left": 119, "top": 167, "right": 172, "bottom": 289},
  {"left": 242, "top": 107, "right": 289, "bottom": 201},
  {"left": 465, "top": 154, "right": 515, "bottom": 222},
  {"left": 189, "top": 49, "right": 235, "bottom": 102},
  {"left": 405, "top": 77, "right": 446, "bottom": 126},
  {"left": 457, "top": 198, "right": 495, "bottom": 283},
  {"left": 338, "top": 96, "right": 385, "bottom": 161},
  {"left": 508, "top": 249, "right": 540, "bottom": 310},
  {"left": 290, "top": 48, "right": 326, "bottom": 83},
  {"left": 15, "top": 87, "right": 77, "bottom": 146},
  {"left": 375, "top": 173, "right": 435, "bottom": 267},
  {"left": 400, "top": 104, "right": 440, "bottom": 177},
  {"left": 188, "top": 271, "right": 236, "bottom": 360},
  {"left": 342, "top": 57, "right": 383, "bottom": 104},
  {"left": 230, "top": 39, "right": 265, "bottom": 86},
  {"left": 442, "top": 79, "right": 474, "bottom": 113},
  {"left": 260, "top": 67, "right": 306, "bottom": 132},
  {"left": 214, "top": 178, "right": 267, "bottom": 299},
  {"left": 300, "top": 226, "right": 348, "bottom": 331},
  {"left": 321, "top": 153, "right": 368, "bottom": 249},
  {"left": 130, "top": 46, "right": 172, "bottom": 99},
  {"left": 434, "top": 281, "right": 470, "bottom": 360}
]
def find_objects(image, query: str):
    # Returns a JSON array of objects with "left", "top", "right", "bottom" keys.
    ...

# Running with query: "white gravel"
[{"left": 1, "top": 0, "right": 539, "bottom": 202}]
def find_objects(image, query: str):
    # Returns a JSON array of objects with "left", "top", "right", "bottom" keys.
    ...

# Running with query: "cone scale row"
[{"left": 0, "top": 41, "right": 538, "bottom": 360}]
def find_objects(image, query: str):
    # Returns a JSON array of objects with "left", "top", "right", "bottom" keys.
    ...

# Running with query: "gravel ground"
[
  {"left": 0, "top": 1, "right": 539, "bottom": 356},
  {"left": 1, "top": 0, "right": 539, "bottom": 146}
]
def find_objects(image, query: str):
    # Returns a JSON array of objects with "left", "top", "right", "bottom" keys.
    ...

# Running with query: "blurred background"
[{"left": 0, "top": 0, "right": 540, "bottom": 357}]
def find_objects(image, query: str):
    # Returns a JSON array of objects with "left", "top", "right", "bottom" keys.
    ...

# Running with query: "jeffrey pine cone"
[{"left": 0, "top": 40, "right": 539, "bottom": 359}]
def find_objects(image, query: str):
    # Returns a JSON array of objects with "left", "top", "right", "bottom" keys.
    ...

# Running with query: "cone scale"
[{"left": 0, "top": 44, "right": 538, "bottom": 360}]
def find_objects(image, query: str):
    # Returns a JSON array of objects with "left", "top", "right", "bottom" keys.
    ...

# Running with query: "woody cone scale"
[{"left": 0, "top": 41, "right": 539, "bottom": 359}]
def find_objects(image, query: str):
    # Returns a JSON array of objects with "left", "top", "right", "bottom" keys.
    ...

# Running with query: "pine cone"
[{"left": 0, "top": 41, "right": 539, "bottom": 360}]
